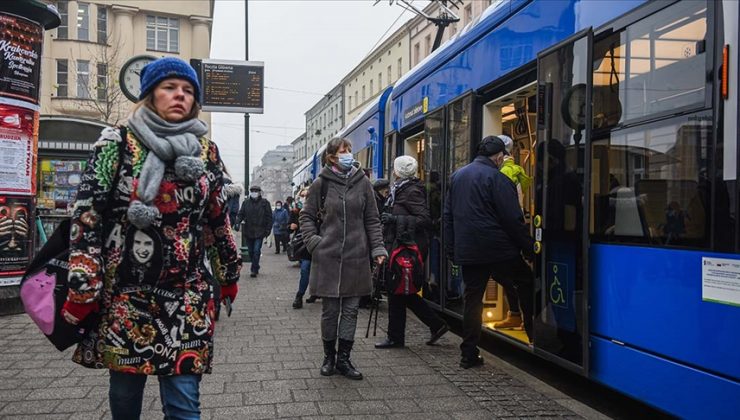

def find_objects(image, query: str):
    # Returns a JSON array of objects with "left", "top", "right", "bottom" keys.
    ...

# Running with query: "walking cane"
[{"left": 365, "top": 263, "right": 382, "bottom": 338}]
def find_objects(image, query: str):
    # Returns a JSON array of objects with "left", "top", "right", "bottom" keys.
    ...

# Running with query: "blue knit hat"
[{"left": 139, "top": 57, "right": 201, "bottom": 102}]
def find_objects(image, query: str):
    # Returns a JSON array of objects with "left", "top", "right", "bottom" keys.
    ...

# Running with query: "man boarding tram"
[{"left": 444, "top": 135, "right": 536, "bottom": 369}]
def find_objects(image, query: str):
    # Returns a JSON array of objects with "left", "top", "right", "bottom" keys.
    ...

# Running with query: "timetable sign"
[{"left": 197, "top": 59, "right": 264, "bottom": 114}]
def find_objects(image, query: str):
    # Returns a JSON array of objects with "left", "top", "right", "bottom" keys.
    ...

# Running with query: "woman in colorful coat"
[{"left": 61, "top": 57, "right": 242, "bottom": 419}]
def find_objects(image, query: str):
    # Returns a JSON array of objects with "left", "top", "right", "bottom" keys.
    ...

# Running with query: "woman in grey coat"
[{"left": 299, "top": 138, "right": 387, "bottom": 380}]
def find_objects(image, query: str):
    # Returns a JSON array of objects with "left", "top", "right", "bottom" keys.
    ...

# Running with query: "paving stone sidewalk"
[{"left": 0, "top": 250, "right": 609, "bottom": 419}]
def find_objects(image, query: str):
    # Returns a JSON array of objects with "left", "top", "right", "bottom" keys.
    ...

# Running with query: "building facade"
[
  {"left": 290, "top": 131, "right": 307, "bottom": 171},
  {"left": 342, "top": 25, "right": 410, "bottom": 123},
  {"left": 37, "top": 0, "right": 213, "bottom": 236},
  {"left": 304, "top": 84, "right": 343, "bottom": 158},
  {"left": 251, "top": 145, "right": 294, "bottom": 206}
]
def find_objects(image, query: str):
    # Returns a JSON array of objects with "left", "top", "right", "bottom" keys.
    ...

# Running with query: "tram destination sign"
[{"left": 193, "top": 59, "right": 264, "bottom": 114}]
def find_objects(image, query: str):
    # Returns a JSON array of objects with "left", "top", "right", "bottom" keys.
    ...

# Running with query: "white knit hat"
[
  {"left": 394, "top": 155, "right": 418, "bottom": 179},
  {"left": 499, "top": 135, "right": 513, "bottom": 154}
]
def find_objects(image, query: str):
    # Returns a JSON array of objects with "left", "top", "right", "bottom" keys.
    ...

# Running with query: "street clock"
[{"left": 119, "top": 55, "right": 156, "bottom": 102}]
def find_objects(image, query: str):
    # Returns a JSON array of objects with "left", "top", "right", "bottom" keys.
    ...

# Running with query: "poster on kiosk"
[{"left": 0, "top": 4, "right": 54, "bottom": 287}]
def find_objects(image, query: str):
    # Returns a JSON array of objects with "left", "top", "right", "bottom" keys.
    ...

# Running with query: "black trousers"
[
  {"left": 460, "top": 257, "right": 533, "bottom": 358},
  {"left": 387, "top": 293, "right": 446, "bottom": 344},
  {"left": 274, "top": 234, "right": 289, "bottom": 253}
]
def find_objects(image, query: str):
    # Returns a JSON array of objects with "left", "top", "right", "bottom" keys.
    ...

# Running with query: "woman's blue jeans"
[
  {"left": 297, "top": 259, "right": 311, "bottom": 295},
  {"left": 109, "top": 370, "right": 201, "bottom": 420}
]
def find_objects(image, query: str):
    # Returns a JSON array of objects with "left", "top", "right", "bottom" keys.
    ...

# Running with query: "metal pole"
[{"left": 241, "top": 0, "right": 250, "bottom": 256}]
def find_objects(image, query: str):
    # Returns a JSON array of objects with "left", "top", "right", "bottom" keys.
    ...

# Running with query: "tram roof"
[
  {"left": 391, "top": 0, "right": 512, "bottom": 101},
  {"left": 338, "top": 87, "right": 393, "bottom": 140}
]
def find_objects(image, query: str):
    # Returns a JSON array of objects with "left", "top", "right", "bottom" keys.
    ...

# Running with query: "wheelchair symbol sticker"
[{"left": 547, "top": 262, "right": 568, "bottom": 308}]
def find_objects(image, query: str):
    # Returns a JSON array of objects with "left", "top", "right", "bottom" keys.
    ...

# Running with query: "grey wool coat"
[{"left": 299, "top": 165, "right": 387, "bottom": 298}]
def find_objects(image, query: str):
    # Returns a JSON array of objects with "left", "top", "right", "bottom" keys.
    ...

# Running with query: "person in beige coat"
[{"left": 299, "top": 138, "right": 387, "bottom": 380}]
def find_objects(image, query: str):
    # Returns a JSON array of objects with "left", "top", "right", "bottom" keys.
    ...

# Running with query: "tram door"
[{"left": 533, "top": 30, "right": 593, "bottom": 373}]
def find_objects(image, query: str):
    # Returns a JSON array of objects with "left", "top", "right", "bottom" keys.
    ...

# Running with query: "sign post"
[{"left": 191, "top": 51, "right": 265, "bottom": 259}]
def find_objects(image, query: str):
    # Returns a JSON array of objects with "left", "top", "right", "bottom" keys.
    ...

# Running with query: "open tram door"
[{"left": 533, "top": 29, "right": 594, "bottom": 374}]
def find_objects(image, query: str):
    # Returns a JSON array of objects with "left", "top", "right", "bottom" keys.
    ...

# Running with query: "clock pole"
[{"left": 241, "top": 0, "right": 250, "bottom": 256}]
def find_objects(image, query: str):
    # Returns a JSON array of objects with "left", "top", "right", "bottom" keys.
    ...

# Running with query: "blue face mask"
[{"left": 337, "top": 153, "right": 354, "bottom": 169}]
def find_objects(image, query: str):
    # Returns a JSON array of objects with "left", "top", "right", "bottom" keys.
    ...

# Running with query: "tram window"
[
  {"left": 447, "top": 95, "right": 473, "bottom": 175},
  {"left": 590, "top": 112, "right": 711, "bottom": 248},
  {"left": 592, "top": 1, "right": 707, "bottom": 127}
]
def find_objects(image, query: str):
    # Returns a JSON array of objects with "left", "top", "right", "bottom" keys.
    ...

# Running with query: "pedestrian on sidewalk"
[
  {"left": 300, "top": 138, "right": 387, "bottom": 380},
  {"left": 290, "top": 188, "right": 312, "bottom": 309},
  {"left": 375, "top": 156, "right": 449, "bottom": 349},
  {"left": 444, "top": 136, "right": 535, "bottom": 369},
  {"left": 272, "top": 200, "right": 289, "bottom": 254},
  {"left": 60, "top": 57, "right": 242, "bottom": 419},
  {"left": 236, "top": 185, "right": 272, "bottom": 277}
]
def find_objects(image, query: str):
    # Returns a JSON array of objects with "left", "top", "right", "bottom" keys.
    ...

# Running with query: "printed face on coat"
[{"left": 132, "top": 230, "right": 154, "bottom": 264}]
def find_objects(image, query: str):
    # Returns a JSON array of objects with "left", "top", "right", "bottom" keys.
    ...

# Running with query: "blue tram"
[
  {"left": 338, "top": 87, "right": 394, "bottom": 179},
  {"left": 379, "top": 0, "right": 739, "bottom": 418}
]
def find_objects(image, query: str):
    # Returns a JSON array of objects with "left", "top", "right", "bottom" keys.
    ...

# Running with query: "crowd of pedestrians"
[{"left": 44, "top": 56, "right": 537, "bottom": 419}]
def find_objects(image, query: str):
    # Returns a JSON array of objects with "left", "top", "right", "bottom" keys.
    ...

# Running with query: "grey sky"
[{"left": 210, "top": 0, "right": 427, "bottom": 186}]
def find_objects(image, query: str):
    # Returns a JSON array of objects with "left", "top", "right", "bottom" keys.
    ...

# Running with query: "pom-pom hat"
[{"left": 139, "top": 57, "right": 201, "bottom": 102}]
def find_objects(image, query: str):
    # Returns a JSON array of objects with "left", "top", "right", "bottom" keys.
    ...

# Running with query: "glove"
[
  {"left": 61, "top": 300, "right": 99, "bottom": 325},
  {"left": 221, "top": 283, "right": 239, "bottom": 303},
  {"left": 380, "top": 213, "right": 396, "bottom": 225}
]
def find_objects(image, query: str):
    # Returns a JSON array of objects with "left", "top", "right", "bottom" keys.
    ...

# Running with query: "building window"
[
  {"left": 57, "top": 1, "right": 68, "bottom": 39},
  {"left": 97, "top": 6, "right": 107, "bottom": 44},
  {"left": 398, "top": 58, "right": 402, "bottom": 78},
  {"left": 387, "top": 65, "right": 392, "bottom": 84},
  {"left": 425, "top": 35, "right": 431, "bottom": 56},
  {"left": 362, "top": 86, "right": 366, "bottom": 102},
  {"left": 77, "top": 2, "right": 89, "bottom": 41},
  {"left": 465, "top": 4, "right": 473, "bottom": 25},
  {"left": 378, "top": 73, "right": 382, "bottom": 90},
  {"left": 56, "top": 59, "right": 68, "bottom": 97},
  {"left": 370, "top": 79, "right": 374, "bottom": 96},
  {"left": 147, "top": 15, "right": 179, "bottom": 52},
  {"left": 96, "top": 63, "right": 107, "bottom": 101},
  {"left": 77, "top": 60, "right": 90, "bottom": 99},
  {"left": 450, "top": 24, "right": 458, "bottom": 37},
  {"left": 348, "top": 96, "right": 352, "bottom": 110},
  {"left": 354, "top": 91, "right": 358, "bottom": 107},
  {"left": 414, "top": 43, "right": 420, "bottom": 65}
]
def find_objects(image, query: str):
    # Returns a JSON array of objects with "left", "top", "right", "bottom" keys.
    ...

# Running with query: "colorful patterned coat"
[{"left": 67, "top": 126, "right": 241, "bottom": 376}]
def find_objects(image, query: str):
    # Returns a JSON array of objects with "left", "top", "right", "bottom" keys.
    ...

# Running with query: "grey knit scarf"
[{"left": 126, "top": 106, "right": 209, "bottom": 229}]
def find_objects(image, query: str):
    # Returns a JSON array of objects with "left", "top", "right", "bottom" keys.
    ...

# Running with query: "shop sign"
[
  {"left": 0, "top": 104, "right": 37, "bottom": 196},
  {"left": 0, "top": 13, "right": 43, "bottom": 109},
  {"left": 0, "top": 195, "right": 33, "bottom": 278},
  {"left": 192, "top": 59, "right": 264, "bottom": 114}
]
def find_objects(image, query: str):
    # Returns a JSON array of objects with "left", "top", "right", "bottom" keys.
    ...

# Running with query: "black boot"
[
  {"left": 305, "top": 295, "right": 319, "bottom": 303},
  {"left": 292, "top": 293, "right": 303, "bottom": 309},
  {"left": 336, "top": 339, "right": 363, "bottom": 380},
  {"left": 320, "top": 339, "right": 336, "bottom": 376}
]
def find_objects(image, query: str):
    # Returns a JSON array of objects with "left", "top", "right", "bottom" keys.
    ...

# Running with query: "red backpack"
[{"left": 388, "top": 244, "right": 424, "bottom": 295}]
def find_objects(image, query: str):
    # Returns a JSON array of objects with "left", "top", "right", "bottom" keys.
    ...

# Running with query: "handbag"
[
  {"left": 287, "top": 180, "right": 328, "bottom": 262},
  {"left": 20, "top": 128, "right": 125, "bottom": 351}
]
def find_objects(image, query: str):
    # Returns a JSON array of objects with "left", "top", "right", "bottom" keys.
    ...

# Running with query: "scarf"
[
  {"left": 386, "top": 177, "right": 412, "bottom": 209},
  {"left": 126, "top": 106, "right": 209, "bottom": 229}
]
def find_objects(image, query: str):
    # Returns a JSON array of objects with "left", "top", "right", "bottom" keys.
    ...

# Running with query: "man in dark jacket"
[
  {"left": 444, "top": 136, "right": 535, "bottom": 368},
  {"left": 236, "top": 185, "right": 273, "bottom": 277}
]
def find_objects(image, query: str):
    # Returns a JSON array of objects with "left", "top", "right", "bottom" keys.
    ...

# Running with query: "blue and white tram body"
[
  {"left": 338, "top": 87, "right": 393, "bottom": 179},
  {"left": 292, "top": 144, "right": 327, "bottom": 191},
  {"left": 383, "top": 0, "right": 740, "bottom": 418}
]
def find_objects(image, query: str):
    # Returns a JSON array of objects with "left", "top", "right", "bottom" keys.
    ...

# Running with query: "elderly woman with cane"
[{"left": 300, "top": 137, "right": 386, "bottom": 380}]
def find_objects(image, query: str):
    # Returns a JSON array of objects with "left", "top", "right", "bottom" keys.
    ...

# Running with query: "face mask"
[
  {"left": 337, "top": 153, "right": 354, "bottom": 169},
  {"left": 276, "top": 205, "right": 282, "bottom": 209},
  {"left": 249, "top": 192, "right": 259, "bottom": 199}
]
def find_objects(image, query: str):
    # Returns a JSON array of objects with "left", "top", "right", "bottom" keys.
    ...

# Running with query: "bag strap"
[{"left": 319, "top": 178, "right": 329, "bottom": 211}]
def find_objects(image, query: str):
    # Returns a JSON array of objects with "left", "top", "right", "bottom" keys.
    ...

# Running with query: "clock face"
[
  {"left": 119, "top": 56, "right": 156, "bottom": 102},
  {"left": 561, "top": 83, "right": 587, "bottom": 130}
]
